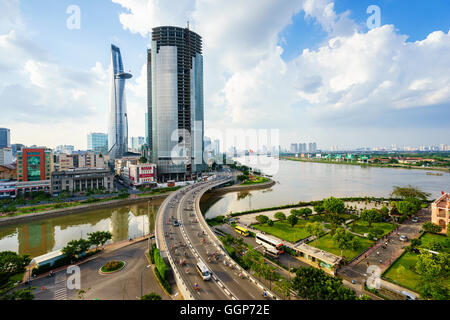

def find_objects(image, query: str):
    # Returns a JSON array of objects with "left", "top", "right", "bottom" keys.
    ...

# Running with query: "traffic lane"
[
  {"left": 182, "top": 190, "right": 263, "bottom": 300},
  {"left": 182, "top": 209, "right": 260, "bottom": 300},
  {"left": 30, "top": 241, "right": 168, "bottom": 300},
  {"left": 166, "top": 207, "right": 229, "bottom": 300}
]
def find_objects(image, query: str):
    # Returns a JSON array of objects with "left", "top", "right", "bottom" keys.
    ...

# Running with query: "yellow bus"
[{"left": 234, "top": 225, "right": 249, "bottom": 237}]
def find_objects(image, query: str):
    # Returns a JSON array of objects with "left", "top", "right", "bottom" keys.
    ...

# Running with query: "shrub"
[
  {"left": 153, "top": 248, "right": 169, "bottom": 280},
  {"left": 102, "top": 261, "right": 123, "bottom": 272}
]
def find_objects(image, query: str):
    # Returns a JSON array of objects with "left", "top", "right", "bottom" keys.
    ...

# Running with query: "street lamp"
[{"left": 140, "top": 265, "right": 151, "bottom": 298}]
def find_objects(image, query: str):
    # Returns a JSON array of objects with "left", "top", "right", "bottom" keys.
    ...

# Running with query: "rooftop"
[
  {"left": 293, "top": 242, "right": 342, "bottom": 265},
  {"left": 434, "top": 193, "right": 450, "bottom": 209}
]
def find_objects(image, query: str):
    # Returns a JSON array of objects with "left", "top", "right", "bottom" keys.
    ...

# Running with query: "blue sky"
[{"left": 1, "top": 0, "right": 449, "bottom": 150}]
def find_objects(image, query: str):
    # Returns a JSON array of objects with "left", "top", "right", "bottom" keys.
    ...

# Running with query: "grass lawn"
[
  {"left": 419, "top": 233, "right": 450, "bottom": 253},
  {"left": 241, "top": 177, "right": 269, "bottom": 185},
  {"left": 253, "top": 220, "right": 314, "bottom": 243},
  {"left": 309, "top": 234, "right": 374, "bottom": 260},
  {"left": 383, "top": 239, "right": 450, "bottom": 293},
  {"left": 349, "top": 220, "right": 397, "bottom": 237},
  {"left": 383, "top": 252, "right": 422, "bottom": 292}
]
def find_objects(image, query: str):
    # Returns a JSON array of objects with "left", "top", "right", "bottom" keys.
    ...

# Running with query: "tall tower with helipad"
[{"left": 108, "top": 44, "right": 132, "bottom": 159}]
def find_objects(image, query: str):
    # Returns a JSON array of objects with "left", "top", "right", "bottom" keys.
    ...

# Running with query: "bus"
[
  {"left": 255, "top": 233, "right": 284, "bottom": 255},
  {"left": 196, "top": 261, "right": 211, "bottom": 281},
  {"left": 234, "top": 225, "right": 249, "bottom": 237}
]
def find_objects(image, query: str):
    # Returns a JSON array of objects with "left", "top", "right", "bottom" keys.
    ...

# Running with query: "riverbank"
[
  {"left": 0, "top": 192, "right": 170, "bottom": 227},
  {"left": 0, "top": 179, "right": 275, "bottom": 227},
  {"left": 281, "top": 156, "right": 450, "bottom": 173},
  {"left": 208, "top": 178, "right": 275, "bottom": 194}
]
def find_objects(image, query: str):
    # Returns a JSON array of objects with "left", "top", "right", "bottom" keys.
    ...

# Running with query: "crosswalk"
[{"left": 54, "top": 287, "right": 67, "bottom": 300}]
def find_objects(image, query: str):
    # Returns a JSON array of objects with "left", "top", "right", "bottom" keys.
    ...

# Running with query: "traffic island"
[{"left": 99, "top": 260, "right": 126, "bottom": 275}]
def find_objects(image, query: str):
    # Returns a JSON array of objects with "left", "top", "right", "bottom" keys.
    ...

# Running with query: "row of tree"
[{"left": 61, "top": 231, "right": 112, "bottom": 261}]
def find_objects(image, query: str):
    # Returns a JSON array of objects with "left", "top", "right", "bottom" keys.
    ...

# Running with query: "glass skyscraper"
[
  {"left": 149, "top": 26, "right": 205, "bottom": 181},
  {"left": 0, "top": 128, "right": 10, "bottom": 149},
  {"left": 87, "top": 133, "right": 108, "bottom": 154},
  {"left": 108, "top": 45, "right": 132, "bottom": 160}
]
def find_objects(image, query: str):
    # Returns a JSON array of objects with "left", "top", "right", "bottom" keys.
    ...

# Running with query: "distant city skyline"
[{"left": 0, "top": 1, "right": 449, "bottom": 150}]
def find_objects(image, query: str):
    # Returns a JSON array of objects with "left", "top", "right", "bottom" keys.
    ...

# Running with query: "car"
[
  {"left": 412, "top": 217, "right": 418, "bottom": 223},
  {"left": 173, "top": 220, "right": 180, "bottom": 227},
  {"left": 399, "top": 235, "right": 408, "bottom": 242}
]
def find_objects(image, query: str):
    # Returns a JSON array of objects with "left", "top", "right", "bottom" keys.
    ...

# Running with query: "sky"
[{"left": 0, "top": 0, "right": 449, "bottom": 151}]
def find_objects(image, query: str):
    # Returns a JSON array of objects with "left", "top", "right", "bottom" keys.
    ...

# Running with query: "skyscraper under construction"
[{"left": 148, "top": 26, "right": 205, "bottom": 181}]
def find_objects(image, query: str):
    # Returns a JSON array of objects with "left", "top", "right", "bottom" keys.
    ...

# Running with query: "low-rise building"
[
  {"left": 0, "top": 163, "right": 17, "bottom": 180},
  {"left": 291, "top": 242, "right": 342, "bottom": 276},
  {"left": 0, "top": 180, "right": 16, "bottom": 198},
  {"left": 431, "top": 193, "right": 449, "bottom": 234},
  {"left": 114, "top": 156, "right": 140, "bottom": 175},
  {"left": 123, "top": 163, "right": 157, "bottom": 187},
  {"left": 0, "top": 147, "right": 13, "bottom": 165},
  {"left": 51, "top": 168, "right": 114, "bottom": 194},
  {"left": 16, "top": 180, "right": 51, "bottom": 196}
]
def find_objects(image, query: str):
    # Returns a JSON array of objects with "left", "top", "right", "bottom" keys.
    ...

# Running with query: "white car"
[{"left": 399, "top": 235, "right": 408, "bottom": 242}]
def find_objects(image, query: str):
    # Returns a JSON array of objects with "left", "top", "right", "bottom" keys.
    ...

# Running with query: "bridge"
[{"left": 155, "top": 174, "right": 278, "bottom": 300}]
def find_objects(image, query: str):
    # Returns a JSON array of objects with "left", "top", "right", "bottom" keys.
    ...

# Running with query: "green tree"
[
  {"left": 415, "top": 252, "right": 449, "bottom": 300},
  {"left": 256, "top": 215, "right": 269, "bottom": 225},
  {"left": 291, "top": 267, "right": 357, "bottom": 300},
  {"left": 360, "top": 209, "right": 382, "bottom": 228},
  {"left": 368, "top": 228, "right": 384, "bottom": 240},
  {"left": 332, "top": 228, "right": 360, "bottom": 257},
  {"left": 87, "top": 231, "right": 112, "bottom": 250},
  {"left": 287, "top": 214, "right": 299, "bottom": 228},
  {"left": 141, "top": 293, "right": 162, "bottom": 300},
  {"left": 323, "top": 197, "right": 346, "bottom": 214},
  {"left": 422, "top": 222, "right": 443, "bottom": 234},
  {"left": 391, "top": 185, "right": 430, "bottom": 201},
  {"left": 380, "top": 206, "right": 389, "bottom": 217},
  {"left": 306, "top": 222, "right": 324, "bottom": 247},
  {"left": 274, "top": 212, "right": 286, "bottom": 221},
  {"left": 267, "top": 219, "right": 274, "bottom": 227},
  {"left": 313, "top": 204, "right": 325, "bottom": 214},
  {"left": 396, "top": 200, "right": 418, "bottom": 217},
  {"left": 0, "top": 251, "right": 31, "bottom": 275}
]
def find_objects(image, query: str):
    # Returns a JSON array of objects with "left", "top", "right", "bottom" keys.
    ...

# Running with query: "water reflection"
[{"left": 0, "top": 199, "right": 162, "bottom": 258}]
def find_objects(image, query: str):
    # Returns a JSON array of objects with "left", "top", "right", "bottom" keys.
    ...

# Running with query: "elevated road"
[{"left": 155, "top": 175, "right": 274, "bottom": 300}]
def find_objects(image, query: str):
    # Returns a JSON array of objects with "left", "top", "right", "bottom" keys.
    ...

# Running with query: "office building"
[
  {"left": 51, "top": 168, "right": 114, "bottom": 194},
  {"left": 213, "top": 140, "right": 220, "bottom": 156},
  {"left": 55, "top": 145, "right": 74, "bottom": 154},
  {"left": 87, "top": 133, "right": 108, "bottom": 154},
  {"left": 309, "top": 143, "right": 317, "bottom": 153},
  {"left": 130, "top": 136, "right": 145, "bottom": 153},
  {"left": 11, "top": 144, "right": 24, "bottom": 157},
  {"left": 108, "top": 45, "right": 132, "bottom": 160},
  {"left": 0, "top": 148, "right": 13, "bottom": 166},
  {"left": 290, "top": 143, "right": 298, "bottom": 154},
  {"left": 0, "top": 128, "right": 10, "bottom": 149},
  {"left": 149, "top": 26, "right": 205, "bottom": 181},
  {"left": 17, "top": 148, "right": 53, "bottom": 182},
  {"left": 121, "top": 163, "right": 157, "bottom": 187}
]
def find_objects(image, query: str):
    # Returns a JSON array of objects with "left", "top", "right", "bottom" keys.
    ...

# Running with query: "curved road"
[{"left": 155, "top": 176, "right": 266, "bottom": 300}]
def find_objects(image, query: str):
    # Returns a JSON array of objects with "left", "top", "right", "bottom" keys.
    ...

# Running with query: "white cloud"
[{"left": 0, "top": 24, "right": 110, "bottom": 148}]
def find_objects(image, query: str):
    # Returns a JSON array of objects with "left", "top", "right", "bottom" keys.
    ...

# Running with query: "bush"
[
  {"left": 102, "top": 261, "right": 123, "bottom": 272},
  {"left": 153, "top": 248, "right": 169, "bottom": 280}
]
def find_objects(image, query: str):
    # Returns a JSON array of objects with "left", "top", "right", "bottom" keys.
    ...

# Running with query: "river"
[
  {"left": 0, "top": 200, "right": 162, "bottom": 258},
  {"left": 200, "top": 156, "right": 449, "bottom": 219},
  {"left": 1, "top": 156, "right": 448, "bottom": 258}
]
